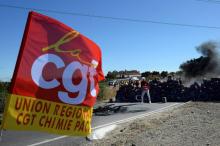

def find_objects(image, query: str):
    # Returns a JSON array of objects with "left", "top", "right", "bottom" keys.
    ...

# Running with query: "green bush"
[{"left": 97, "top": 81, "right": 117, "bottom": 101}]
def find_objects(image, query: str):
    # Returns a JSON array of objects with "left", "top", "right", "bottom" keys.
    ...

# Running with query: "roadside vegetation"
[
  {"left": 0, "top": 82, "right": 10, "bottom": 125},
  {"left": 0, "top": 82, "right": 9, "bottom": 112},
  {"left": 97, "top": 80, "right": 117, "bottom": 101}
]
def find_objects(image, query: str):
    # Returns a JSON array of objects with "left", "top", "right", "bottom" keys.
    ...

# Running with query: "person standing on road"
[{"left": 141, "top": 77, "right": 151, "bottom": 103}]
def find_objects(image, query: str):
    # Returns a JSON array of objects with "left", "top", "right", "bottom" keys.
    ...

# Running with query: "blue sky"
[{"left": 1, "top": 0, "right": 220, "bottom": 81}]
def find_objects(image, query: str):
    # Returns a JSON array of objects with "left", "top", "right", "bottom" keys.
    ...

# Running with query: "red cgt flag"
[{"left": 2, "top": 11, "right": 104, "bottom": 136}]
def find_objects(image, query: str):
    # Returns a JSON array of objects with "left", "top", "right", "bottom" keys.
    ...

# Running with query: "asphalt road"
[{"left": 0, "top": 102, "right": 181, "bottom": 146}]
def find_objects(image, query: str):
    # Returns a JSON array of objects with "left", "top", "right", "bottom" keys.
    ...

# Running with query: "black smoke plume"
[{"left": 180, "top": 41, "right": 220, "bottom": 78}]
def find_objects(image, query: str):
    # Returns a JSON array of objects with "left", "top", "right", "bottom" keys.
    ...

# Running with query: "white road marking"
[
  {"left": 88, "top": 124, "right": 117, "bottom": 140},
  {"left": 27, "top": 136, "right": 67, "bottom": 146},
  {"left": 27, "top": 102, "right": 186, "bottom": 146}
]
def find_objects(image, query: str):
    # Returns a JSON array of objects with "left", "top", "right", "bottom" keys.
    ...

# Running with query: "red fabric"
[
  {"left": 141, "top": 81, "right": 150, "bottom": 90},
  {"left": 10, "top": 11, "right": 104, "bottom": 107}
]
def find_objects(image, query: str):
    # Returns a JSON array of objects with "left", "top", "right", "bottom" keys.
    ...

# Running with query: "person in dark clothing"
[{"left": 135, "top": 80, "right": 140, "bottom": 88}]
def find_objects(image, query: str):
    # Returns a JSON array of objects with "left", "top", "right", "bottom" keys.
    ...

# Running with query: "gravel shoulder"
[{"left": 82, "top": 102, "right": 220, "bottom": 146}]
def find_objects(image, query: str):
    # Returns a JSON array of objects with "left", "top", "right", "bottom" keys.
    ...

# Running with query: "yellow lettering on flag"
[{"left": 2, "top": 94, "right": 93, "bottom": 136}]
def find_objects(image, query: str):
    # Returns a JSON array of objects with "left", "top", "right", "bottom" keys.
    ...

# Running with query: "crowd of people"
[{"left": 115, "top": 76, "right": 220, "bottom": 102}]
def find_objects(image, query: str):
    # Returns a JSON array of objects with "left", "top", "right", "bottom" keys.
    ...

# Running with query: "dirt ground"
[{"left": 82, "top": 102, "right": 220, "bottom": 146}]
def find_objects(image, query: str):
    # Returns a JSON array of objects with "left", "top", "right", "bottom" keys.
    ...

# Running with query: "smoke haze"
[{"left": 180, "top": 41, "right": 220, "bottom": 79}]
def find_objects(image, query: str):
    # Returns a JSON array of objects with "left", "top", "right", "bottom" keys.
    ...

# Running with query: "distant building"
[{"left": 116, "top": 70, "right": 141, "bottom": 78}]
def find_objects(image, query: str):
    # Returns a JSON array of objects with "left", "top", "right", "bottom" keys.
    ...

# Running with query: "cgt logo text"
[{"left": 31, "top": 31, "right": 99, "bottom": 105}]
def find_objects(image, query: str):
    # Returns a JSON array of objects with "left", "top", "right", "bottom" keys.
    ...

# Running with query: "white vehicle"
[{"left": 108, "top": 80, "right": 118, "bottom": 86}]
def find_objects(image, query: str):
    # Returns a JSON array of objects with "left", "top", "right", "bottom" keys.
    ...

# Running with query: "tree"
[
  {"left": 152, "top": 71, "right": 160, "bottom": 76},
  {"left": 0, "top": 82, "right": 10, "bottom": 93},
  {"left": 141, "top": 71, "right": 151, "bottom": 78},
  {"left": 106, "top": 71, "right": 117, "bottom": 79},
  {"left": 175, "top": 71, "right": 183, "bottom": 76},
  {"left": 161, "top": 71, "right": 168, "bottom": 78},
  {"left": 169, "top": 72, "right": 176, "bottom": 77}
]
